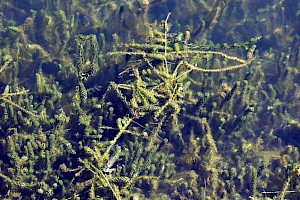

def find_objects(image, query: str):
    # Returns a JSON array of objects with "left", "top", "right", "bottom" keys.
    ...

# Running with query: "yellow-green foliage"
[{"left": 0, "top": 0, "right": 300, "bottom": 199}]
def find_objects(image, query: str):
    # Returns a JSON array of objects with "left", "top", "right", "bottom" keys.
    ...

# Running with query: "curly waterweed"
[
  {"left": 74, "top": 34, "right": 99, "bottom": 105},
  {"left": 75, "top": 34, "right": 99, "bottom": 82},
  {"left": 0, "top": 87, "right": 35, "bottom": 117},
  {"left": 106, "top": 13, "right": 259, "bottom": 122},
  {"left": 0, "top": 56, "right": 13, "bottom": 74},
  {"left": 1, "top": 1, "right": 299, "bottom": 199},
  {"left": 1, "top": 56, "right": 38, "bottom": 117}
]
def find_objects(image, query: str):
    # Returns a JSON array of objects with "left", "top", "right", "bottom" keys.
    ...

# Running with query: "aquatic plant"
[{"left": 0, "top": 0, "right": 299, "bottom": 199}]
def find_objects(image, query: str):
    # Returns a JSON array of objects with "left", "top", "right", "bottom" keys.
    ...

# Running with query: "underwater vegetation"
[{"left": 0, "top": 0, "right": 300, "bottom": 199}]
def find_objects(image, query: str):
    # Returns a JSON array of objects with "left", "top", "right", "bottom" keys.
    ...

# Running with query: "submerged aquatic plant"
[{"left": 0, "top": 0, "right": 299, "bottom": 199}]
